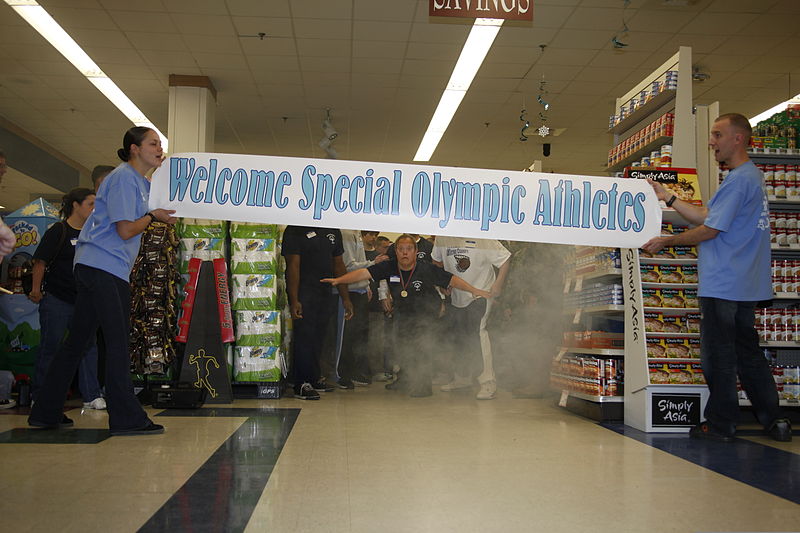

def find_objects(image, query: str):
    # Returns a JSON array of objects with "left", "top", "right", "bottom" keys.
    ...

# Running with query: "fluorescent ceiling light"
[
  {"left": 414, "top": 18, "right": 503, "bottom": 162},
  {"left": 749, "top": 93, "right": 800, "bottom": 126},
  {"left": 5, "top": 0, "right": 168, "bottom": 151}
]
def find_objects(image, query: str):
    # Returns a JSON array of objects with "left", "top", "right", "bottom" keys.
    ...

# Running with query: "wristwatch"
[
  {"left": 665, "top": 195, "right": 677, "bottom": 208},
  {"left": 147, "top": 212, "right": 157, "bottom": 224}
]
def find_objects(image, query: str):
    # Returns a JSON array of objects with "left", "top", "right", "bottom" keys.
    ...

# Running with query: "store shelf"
[
  {"left": 607, "top": 136, "right": 673, "bottom": 173},
  {"left": 771, "top": 244, "right": 800, "bottom": 252},
  {"left": 645, "top": 332, "right": 700, "bottom": 338},
  {"left": 768, "top": 197, "right": 800, "bottom": 205},
  {"left": 647, "top": 382, "right": 707, "bottom": 387},
  {"left": 648, "top": 358, "right": 701, "bottom": 364},
  {"left": 572, "top": 304, "right": 625, "bottom": 315},
  {"left": 644, "top": 306, "right": 700, "bottom": 315},
  {"left": 639, "top": 257, "right": 697, "bottom": 265},
  {"left": 561, "top": 347, "right": 624, "bottom": 357},
  {"left": 773, "top": 292, "right": 800, "bottom": 300},
  {"left": 642, "top": 282, "right": 697, "bottom": 289},
  {"left": 740, "top": 399, "right": 800, "bottom": 407},
  {"left": 582, "top": 268, "right": 622, "bottom": 281},
  {"left": 747, "top": 151, "right": 800, "bottom": 159},
  {"left": 760, "top": 341, "right": 800, "bottom": 348},
  {"left": 608, "top": 89, "right": 676, "bottom": 135},
  {"left": 560, "top": 390, "right": 624, "bottom": 403}
]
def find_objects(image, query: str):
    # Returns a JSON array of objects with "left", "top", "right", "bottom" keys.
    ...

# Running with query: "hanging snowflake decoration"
[{"left": 537, "top": 125, "right": 551, "bottom": 137}]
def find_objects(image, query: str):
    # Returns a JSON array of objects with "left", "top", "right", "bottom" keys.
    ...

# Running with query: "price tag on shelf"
[
  {"left": 555, "top": 348, "right": 567, "bottom": 362},
  {"left": 574, "top": 275, "right": 583, "bottom": 293},
  {"left": 559, "top": 390, "right": 570, "bottom": 407},
  {"left": 572, "top": 309, "right": 582, "bottom": 324}
]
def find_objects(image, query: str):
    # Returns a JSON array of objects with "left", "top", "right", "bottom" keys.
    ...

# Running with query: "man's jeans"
[
  {"left": 700, "top": 297, "right": 780, "bottom": 434},
  {"left": 34, "top": 293, "right": 102, "bottom": 402}
]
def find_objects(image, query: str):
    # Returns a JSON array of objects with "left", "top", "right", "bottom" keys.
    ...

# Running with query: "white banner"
[{"left": 149, "top": 153, "right": 662, "bottom": 248}]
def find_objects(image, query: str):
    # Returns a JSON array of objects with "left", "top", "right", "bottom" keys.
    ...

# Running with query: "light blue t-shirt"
[
  {"left": 698, "top": 160, "right": 771, "bottom": 301},
  {"left": 74, "top": 163, "right": 150, "bottom": 281}
]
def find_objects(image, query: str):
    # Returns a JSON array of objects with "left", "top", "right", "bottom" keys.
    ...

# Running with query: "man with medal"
[{"left": 321, "top": 234, "right": 490, "bottom": 397}]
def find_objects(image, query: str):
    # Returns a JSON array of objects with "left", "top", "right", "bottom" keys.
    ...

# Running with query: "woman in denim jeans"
[{"left": 29, "top": 188, "right": 105, "bottom": 409}]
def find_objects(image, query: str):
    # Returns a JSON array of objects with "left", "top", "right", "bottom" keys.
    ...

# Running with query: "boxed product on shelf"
[
  {"left": 551, "top": 355, "right": 622, "bottom": 396},
  {"left": 646, "top": 336, "right": 700, "bottom": 359},
  {"left": 230, "top": 238, "right": 279, "bottom": 274},
  {"left": 648, "top": 362, "right": 705, "bottom": 385},
  {"left": 640, "top": 245, "right": 697, "bottom": 259},
  {"left": 644, "top": 312, "right": 685, "bottom": 333},
  {"left": 686, "top": 313, "right": 700, "bottom": 333}
]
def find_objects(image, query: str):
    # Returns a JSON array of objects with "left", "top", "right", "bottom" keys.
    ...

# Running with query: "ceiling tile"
[
  {"left": 125, "top": 31, "right": 188, "bottom": 51},
  {"left": 354, "top": 0, "right": 418, "bottom": 21},
  {"left": 352, "top": 40, "right": 407, "bottom": 59},
  {"left": 106, "top": 10, "right": 179, "bottom": 33},
  {"left": 296, "top": 38, "right": 351, "bottom": 58},
  {"left": 352, "top": 57, "right": 403, "bottom": 75},
  {"left": 226, "top": 0, "right": 292, "bottom": 17},
  {"left": 290, "top": 0, "right": 353, "bottom": 20},
  {"left": 162, "top": 0, "right": 228, "bottom": 15},
  {"left": 354, "top": 20, "right": 412, "bottom": 42},
  {"left": 232, "top": 17, "right": 293, "bottom": 39},
  {"left": 294, "top": 18, "right": 352, "bottom": 40},
  {"left": 170, "top": 13, "right": 237, "bottom": 36},
  {"left": 563, "top": 7, "right": 626, "bottom": 30},
  {"left": 299, "top": 56, "right": 351, "bottom": 73},
  {"left": 240, "top": 37, "right": 297, "bottom": 57}
]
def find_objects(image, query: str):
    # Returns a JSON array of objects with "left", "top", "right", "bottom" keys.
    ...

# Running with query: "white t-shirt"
[{"left": 431, "top": 237, "right": 510, "bottom": 308}]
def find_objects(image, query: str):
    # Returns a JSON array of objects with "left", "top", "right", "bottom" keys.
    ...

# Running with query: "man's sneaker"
[
  {"left": 476, "top": 380, "right": 497, "bottom": 400},
  {"left": 0, "top": 399, "right": 16, "bottom": 409},
  {"left": 689, "top": 421, "right": 734, "bottom": 442},
  {"left": 352, "top": 375, "right": 370, "bottom": 387},
  {"left": 336, "top": 377, "right": 355, "bottom": 390},
  {"left": 767, "top": 418, "right": 792, "bottom": 442},
  {"left": 295, "top": 383, "right": 321, "bottom": 400},
  {"left": 440, "top": 376, "right": 472, "bottom": 392},
  {"left": 312, "top": 378, "right": 335, "bottom": 392},
  {"left": 83, "top": 397, "right": 107, "bottom": 410},
  {"left": 28, "top": 414, "right": 74, "bottom": 429},
  {"left": 111, "top": 421, "right": 165, "bottom": 436}
]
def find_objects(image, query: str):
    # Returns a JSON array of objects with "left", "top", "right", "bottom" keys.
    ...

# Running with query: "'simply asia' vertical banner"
[{"left": 149, "top": 153, "right": 662, "bottom": 248}]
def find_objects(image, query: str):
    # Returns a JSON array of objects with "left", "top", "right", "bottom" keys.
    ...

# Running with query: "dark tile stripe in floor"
[
  {"left": 137, "top": 407, "right": 300, "bottom": 533},
  {"left": 603, "top": 423, "right": 800, "bottom": 505}
]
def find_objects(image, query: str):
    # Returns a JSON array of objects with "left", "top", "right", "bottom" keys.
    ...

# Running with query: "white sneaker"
[
  {"left": 476, "top": 381, "right": 496, "bottom": 400},
  {"left": 83, "top": 397, "right": 107, "bottom": 410},
  {"left": 440, "top": 377, "right": 472, "bottom": 392},
  {"left": 0, "top": 399, "right": 16, "bottom": 409}
]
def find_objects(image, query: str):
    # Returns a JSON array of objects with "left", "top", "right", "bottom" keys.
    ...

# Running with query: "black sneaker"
[
  {"left": 767, "top": 418, "right": 792, "bottom": 442},
  {"left": 111, "top": 421, "right": 165, "bottom": 437},
  {"left": 312, "top": 378, "right": 335, "bottom": 392},
  {"left": 294, "top": 383, "right": 321, "bottom": 400},
  {"left": 352, "top": 374, "right": 371, "bottom": 387},
  {"left": 28, "top": 414, "right": 74, "bottom": 429},
  {"left": 689, "top": 421, "right": 734, "bottom": 442},
  {"left": 336, "top": 377, "right": 355, "bottom": 390}
]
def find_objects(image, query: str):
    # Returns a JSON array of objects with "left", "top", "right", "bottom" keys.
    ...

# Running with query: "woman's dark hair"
[
  {"left": 60, "top": 188, "right": 95, "bottom": 219},
  {"left": 117, "top": 126, "right": 154, "bottom": 162}
]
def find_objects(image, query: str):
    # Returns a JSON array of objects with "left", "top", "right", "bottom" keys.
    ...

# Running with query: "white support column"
[
  {"left": 168, "top": 75, "right": 216, "bottom": 154},
  {"left": 672, "top": 46, "right": 695, "bottom": 169},
  {"left": 694, "top": 102, "right": 720, "bottom": 203}
]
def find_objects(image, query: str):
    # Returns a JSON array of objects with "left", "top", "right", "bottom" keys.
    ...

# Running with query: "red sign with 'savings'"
[{"left": 429, "top": 0, "right": 533, "bottom": 21}]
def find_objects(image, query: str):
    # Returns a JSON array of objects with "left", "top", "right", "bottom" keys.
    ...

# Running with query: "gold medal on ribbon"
[{"left": 400, "top": 290, "right": 408, "bottom": 298}]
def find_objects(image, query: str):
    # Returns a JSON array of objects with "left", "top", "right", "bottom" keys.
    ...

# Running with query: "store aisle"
[{"left": 0, "top": 388, "right": 798, "bottom": 533}]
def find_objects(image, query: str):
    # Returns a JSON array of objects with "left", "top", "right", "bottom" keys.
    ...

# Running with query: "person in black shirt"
[
  {"left": 282, "top": 226, "right": 353, "bottom": 400},
  {"left": 322, "top": 234, "right": 490, "bottom": 397},
  {"left": 28, "top": 188, "right": 105, "bottom": 409}
]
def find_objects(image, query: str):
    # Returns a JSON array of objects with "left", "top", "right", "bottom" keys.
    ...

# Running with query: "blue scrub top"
[
  {"left": 74, "top": 163, "right": 150, "bottom": 282},
  {"left": 699, "top": 160, "right": 771, "bottom": 301}
]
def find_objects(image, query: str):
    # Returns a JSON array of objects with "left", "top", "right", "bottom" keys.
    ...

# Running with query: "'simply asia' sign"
[{"left": 149, "top": 153, "right": 661, "bottom": 248}]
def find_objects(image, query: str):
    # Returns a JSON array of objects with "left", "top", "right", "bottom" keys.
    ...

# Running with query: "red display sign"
[
  {"left": 212, "top": 258, "right": 234, "bottom": 343},
  {"left": 429, "top": 0, "right": 533, "bottom": 21}
]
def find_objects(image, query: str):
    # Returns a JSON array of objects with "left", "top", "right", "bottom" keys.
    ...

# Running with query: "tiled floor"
[{"left": 0, "top": 387, "right": 798, "bottom": 533}]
